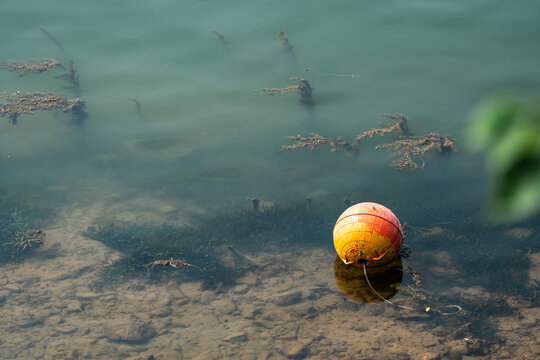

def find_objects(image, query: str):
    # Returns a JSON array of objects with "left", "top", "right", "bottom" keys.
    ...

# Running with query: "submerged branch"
[
  {"left": 55, "top": 60, "right": 80, "bottom": 96},
  {"left": 257, "top": 77, "right": 313, "bottom": 105},
  {"left": 282, "top": 133, "right": 354, "bottom": 152},
  {"left": 355, "top": 113, "right": 410, "bottom": 141},
  {"left": 0, "top": 58, "right": 65, "bottom": 76},
  {"left": 0, "top": 92, "right": 88, "bottom": 125},
  {"left": 376, "top": 133, "right": 458, "bottom": 170},
  {"left": 282, "top": 113, "right": 458, "bottom": 170},
  {"left": 278, "top": 31, "right": 296, "bottom": 62}
]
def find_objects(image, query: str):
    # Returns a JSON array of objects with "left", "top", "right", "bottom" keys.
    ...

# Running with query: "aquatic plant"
[
  {"left": 0, "top": 193, "right": 53, "bottom": 263},
  {"left": 0, "top": 91, "right": 88, "bottom": 125},
  {"left": 0, "top": 58, "right": 64, "bottom": 76},
  {"left": 4, "top": 230, "right": 45, "bottom": 251},
  {"left": 257, "top": 77, "right": 313, "bottom": 106},
  {"left": 283, "top": 113, "right": 457, "bottom": 170}
]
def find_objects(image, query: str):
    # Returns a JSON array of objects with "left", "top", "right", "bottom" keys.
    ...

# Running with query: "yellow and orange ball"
[{"left": 333, "top": 202, "right": 403, "bottom": 268}]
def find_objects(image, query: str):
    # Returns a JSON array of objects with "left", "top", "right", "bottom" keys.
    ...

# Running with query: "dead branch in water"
[
  {"left": 278, "top": 31, "right": 296, "bottom": 62},
  {"left": 282, "top": 113, "right": 458, "bottom": 170},
  {"left": 38, "top": 26, "right": 70, "bottom": 59},
  {"left": 355, "top": 113, "right": 411, "bottom": 141},
  {"left": 0, "top": 58, "right": 65, "bottom": 76},
  {"left": 0, "top": 92, "right": 88, "bottom": 125},
  {"left": 55, "top": 60, "right": 80, "bottom": 96},
  {"left": 257, "top": 77, "right": 313, "bottom": 106},
  {"left": 210, "top": 29, "right": 228, "bottom": 46},
  {"left": 282, "top": 133, "right": 354, "bottom": 152},
  {"left": 376, "top": 133, "right": 457, "bottom": 170}
]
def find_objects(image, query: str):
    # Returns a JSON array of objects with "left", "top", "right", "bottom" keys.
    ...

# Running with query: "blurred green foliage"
[{"left": 467, "top": 96, "right": 540, "bottom": 220}]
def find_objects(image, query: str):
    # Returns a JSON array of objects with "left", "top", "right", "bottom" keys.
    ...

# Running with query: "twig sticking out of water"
[
  {"left": 278, "top": 31, "right": 297, "bottom": 63},
  {"left": 0, "top": 58, "right": 65, "bottom": 76},
  {"left": 55, "top": 60, "right": 80, "bottom": 96},
  {"left": 0, "top": 92, "right": 88, "bottom": 125},
  {"left": 282, "top": 113, "right": 458, "bottom": 170},
  {"left": 38, "top": 26, "right": 70, "bottom": 59},
  {"left": 376, "top": 133, "right": 457, "bottom": 170},
  {"left": 257, "top": 77, "right": 313, "bottom": 106},
  {"left": 210, "top": 29, "right": 228, "bottom": 46}
]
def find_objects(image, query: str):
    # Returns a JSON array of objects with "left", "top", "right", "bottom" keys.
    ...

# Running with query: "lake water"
[{"left": 1, "top": 1, "right": 539, "bottom": 359}]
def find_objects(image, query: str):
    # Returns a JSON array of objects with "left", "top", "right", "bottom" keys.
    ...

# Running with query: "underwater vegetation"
[
  {"left": 283, "top": 113, "right": 457, "bottom": 170},
  {"left": 0, "top": 193, "right": 52, "bottom": 264},
  {"left": 0, "top": 91, "right": 88, "bottom": 125},
  {"left": 467, "top": 95, "right": 540, "bottom": 220},
  {"left": 83, "top": 200, "right": 342, "bottom": 290}
]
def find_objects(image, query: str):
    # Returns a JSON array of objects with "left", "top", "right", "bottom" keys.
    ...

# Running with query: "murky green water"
[{"left": 1, "top": 1, "right": 539, "bottom": 359}]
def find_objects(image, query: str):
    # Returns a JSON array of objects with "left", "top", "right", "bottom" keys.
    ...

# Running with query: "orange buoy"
[{"left": 333, "top": 202, "right": 403, "bottom": 268}]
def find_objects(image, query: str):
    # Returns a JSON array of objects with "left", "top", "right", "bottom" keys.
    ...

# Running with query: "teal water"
[{"left": 1, "top": 1, "right": 539, "bottom": 359}]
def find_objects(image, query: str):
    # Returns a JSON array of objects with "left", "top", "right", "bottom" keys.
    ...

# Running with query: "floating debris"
[
  {"left": 4, "top": 230, "right": 45, "bottom": 251},
  {"left": 210, "top": 29, "right": 228, "bottom": 46},
  {"left": 257, "top": 77, "right": 313, "bottom": 106},
  {"left": 0, "top": 58, "right": 65, "bottom": 76},
  {"left": 0, "top": 91, "right": 88, "bottom": 125},
  {"left": 146, "top": 258, "right": 197, "bottom": 269},
  {"left": 282, "top": 113, "right": 457, "bottom": 170},
  {"left": 278, "top": 31, "right": 296, "bottom": 62}
]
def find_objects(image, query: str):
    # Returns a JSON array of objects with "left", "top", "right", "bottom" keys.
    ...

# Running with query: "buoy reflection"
[{"left": 334, "top": 256, "right": 403, "bottom": 303}]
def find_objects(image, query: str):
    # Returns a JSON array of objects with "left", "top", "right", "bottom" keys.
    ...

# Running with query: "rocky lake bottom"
[{"left": 0, "top": 187, "right": 538, "bottom": 360}]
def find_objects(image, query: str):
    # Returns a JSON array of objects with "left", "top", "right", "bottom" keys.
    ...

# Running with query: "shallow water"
[{"left": 1, "top": 0, "right": 539, "bottom": 359}]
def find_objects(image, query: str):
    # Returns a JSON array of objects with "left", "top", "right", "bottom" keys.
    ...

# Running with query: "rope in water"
[
  {"left": 304, "top": 68, "right": 360, "bottom": 78},
  {"left": 361, "top": 263, "right": 462, "bottom": 315}
]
